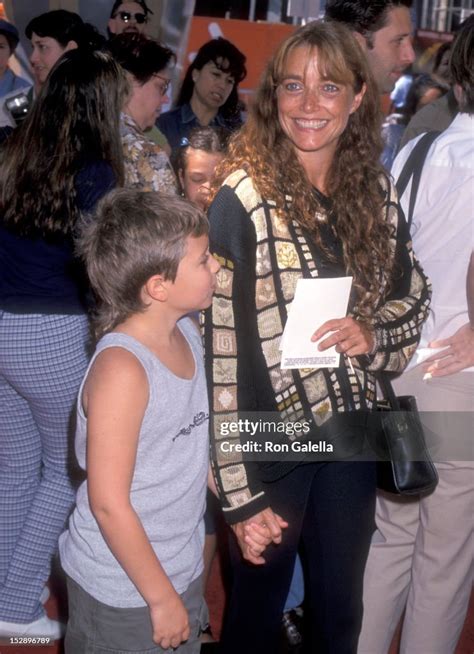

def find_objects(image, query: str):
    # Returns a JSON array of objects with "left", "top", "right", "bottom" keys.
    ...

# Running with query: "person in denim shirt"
[{"left": 157, "top": 37, "right": 246, "bottom": 152}]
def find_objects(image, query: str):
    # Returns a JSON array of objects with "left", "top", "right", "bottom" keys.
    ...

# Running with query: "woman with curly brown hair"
[{"left": 203, "top": 20, "right": 430, "bottom": 654}]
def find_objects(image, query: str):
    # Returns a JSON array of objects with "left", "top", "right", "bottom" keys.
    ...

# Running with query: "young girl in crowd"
[
  {"left": 173, "top": 126, "right": 228, "bottom": 210},
  {"left": 0, "top": 49, "right": 125, "bottom": 640}
]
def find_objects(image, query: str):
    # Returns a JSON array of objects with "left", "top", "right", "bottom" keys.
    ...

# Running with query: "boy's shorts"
[{"left": 64, "top": 573, "right": 206, "bottom": 654}]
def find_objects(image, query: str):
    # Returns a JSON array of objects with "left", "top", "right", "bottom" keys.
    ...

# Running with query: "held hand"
[
  {"left": 243, "top": 521, "right": 275, "bottom": 559},
  {"left": 149, "top": 591, "right": 190, "bottom": 650},
  {"left": 312, "top": 317, "right": 374, "bottom": 357},
  {"left": 424, "top": 323, "right": 474, "bottom": 377},
  {"left": 231, "top": 507, "right": 289, "bottom": 565}
]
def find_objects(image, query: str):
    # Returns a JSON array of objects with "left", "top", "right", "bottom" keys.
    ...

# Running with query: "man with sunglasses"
[{"left": 108, "top": 1, "right": 152, "bottom": 36}]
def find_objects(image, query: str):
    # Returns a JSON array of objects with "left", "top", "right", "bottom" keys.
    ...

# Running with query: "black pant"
[{"left": 219, "top": 461, "right": 376, "bottom": 654}]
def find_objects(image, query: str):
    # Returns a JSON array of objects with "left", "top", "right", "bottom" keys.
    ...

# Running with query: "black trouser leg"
[
  {"left": 219, "top": 464, "right": 316, "bottom": 654},
  {"left": 300, "top": 461, "right": 376, "bottom": 654}
]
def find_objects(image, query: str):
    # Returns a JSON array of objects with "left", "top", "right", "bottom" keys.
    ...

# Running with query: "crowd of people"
[{"left": 0, "top": 1, "right": 472, "bottom": 653}]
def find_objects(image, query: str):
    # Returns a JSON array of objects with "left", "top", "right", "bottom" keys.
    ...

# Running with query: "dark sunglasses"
[{"left": 115, "top": 11, "right": 147, "bottom": 24}]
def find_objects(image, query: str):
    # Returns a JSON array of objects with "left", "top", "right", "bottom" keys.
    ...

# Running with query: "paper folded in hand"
[{"left": 280, "top": 277, "right": 352, "bottom": 369}]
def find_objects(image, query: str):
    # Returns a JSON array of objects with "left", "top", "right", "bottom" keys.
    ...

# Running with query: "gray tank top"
[{"left": 59, "top": 317, "right": 209, "bottom": 607}]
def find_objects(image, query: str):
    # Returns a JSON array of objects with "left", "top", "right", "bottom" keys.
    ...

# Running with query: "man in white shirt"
[{"left": 359, "top": 17, "right": 474, "bottom": 654}]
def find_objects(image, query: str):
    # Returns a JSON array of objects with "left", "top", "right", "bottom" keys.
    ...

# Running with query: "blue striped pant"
[{"left": 0, "top": 311, "right": 90, "bottom": 622}]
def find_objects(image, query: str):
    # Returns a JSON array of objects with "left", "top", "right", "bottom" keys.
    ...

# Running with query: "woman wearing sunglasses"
[
  {"left": 108, "top": 1, "right": 151, "bottom": 36},
  {"left": 108, "top": 33, "right": 178, "bottom": 194}
]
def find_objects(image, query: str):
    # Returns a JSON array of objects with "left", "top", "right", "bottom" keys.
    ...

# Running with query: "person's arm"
[
  {"left": 356, "top": 177, "right": 431, "bottom": 373},
  {"left": 423, "top": 251, "right": 474, "bottom": 376},
  {"left": 468, "top": 251, "right": 474, "bottom": 327},
  {"left": 315, "top": 178, "right": 431, "bottom": 369},
  {"left": 308, "top": 177, "right": 430, "bottom": 366},
  {"left": 204, "top": 180, "right": 288, "bottom": 562},
  {"left": 207, "top": 463, "right": 276, "bottom": 562},
  {"left": 84, "top": 348, "right": 189, "bottom": 650}
]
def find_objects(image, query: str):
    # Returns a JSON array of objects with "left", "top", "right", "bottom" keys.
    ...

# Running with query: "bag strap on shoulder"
[{"left": 396, "top": 131, "right": 440, "bottom": 230}]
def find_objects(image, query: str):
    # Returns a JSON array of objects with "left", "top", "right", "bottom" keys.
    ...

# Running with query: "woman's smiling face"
[{"left": 276, "top": 45, "right": 365, "bottom": 160}]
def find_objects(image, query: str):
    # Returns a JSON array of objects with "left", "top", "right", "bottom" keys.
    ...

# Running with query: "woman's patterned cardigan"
[{"left": 203, "top": 169, "right": 431, "bottom": 525}]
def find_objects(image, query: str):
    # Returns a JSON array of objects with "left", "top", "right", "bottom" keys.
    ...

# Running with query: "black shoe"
[{"left": 282, "top": 608, "right": 303, "bottom": 648}]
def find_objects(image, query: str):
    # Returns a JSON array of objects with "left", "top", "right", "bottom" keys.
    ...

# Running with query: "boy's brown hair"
[{"left": 78, "top": 189, "right": 208, "bottom": 338}]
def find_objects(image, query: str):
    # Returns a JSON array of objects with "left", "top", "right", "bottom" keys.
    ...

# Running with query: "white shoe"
[
  {"left": 40, "top": 586, "right": 50, "bottom": 604},
  {"left": 0, "top": 615, "right": 65, "bottom": 640}
]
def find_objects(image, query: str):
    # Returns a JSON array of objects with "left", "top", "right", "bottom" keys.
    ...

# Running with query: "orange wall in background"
[{"left": 185, "top": 17, "right": 295, "bottom": 107}]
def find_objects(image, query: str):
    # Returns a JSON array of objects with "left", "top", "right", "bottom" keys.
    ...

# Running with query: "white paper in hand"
[{"left": 280, "top": 277, "right": 353, "bottom": 369}]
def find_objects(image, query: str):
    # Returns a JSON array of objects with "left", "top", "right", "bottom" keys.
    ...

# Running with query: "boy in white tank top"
[{"left": 59, "top": 190, "right": 226, "bottom": 653}]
